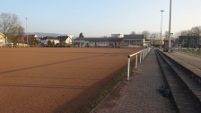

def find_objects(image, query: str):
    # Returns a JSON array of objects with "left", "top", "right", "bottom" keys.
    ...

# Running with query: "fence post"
[
  {"left": 127, "top": 48, "right": 150, "bottom": 81},
  {"left": 127, "top": 55, "right": 131, "bottom": 81},
  {"left": 135, "top": 55, "right": 138, "bottom": 68},
  {"left": 140, "top": 52, "right": 142, "bottom": 64},
  {"left": 145, "top": 49, "right": 147, "bottom": 57},
  {"left": 142, "top": 50, "right": 144, "bottom": 60}
]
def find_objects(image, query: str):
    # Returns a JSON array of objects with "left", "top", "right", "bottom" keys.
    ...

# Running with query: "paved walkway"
[{"left": 90, "top": 49, "right": 176, "bottom": 113}]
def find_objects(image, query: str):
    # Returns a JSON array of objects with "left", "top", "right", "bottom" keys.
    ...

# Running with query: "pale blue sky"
[{"left": 1, "top": 0, "right": 201, "bottom": 37}]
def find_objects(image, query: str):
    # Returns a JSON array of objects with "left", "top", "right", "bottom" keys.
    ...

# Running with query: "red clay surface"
[{"left": 0, "top": 48, "right": 140, "bottom": 113}]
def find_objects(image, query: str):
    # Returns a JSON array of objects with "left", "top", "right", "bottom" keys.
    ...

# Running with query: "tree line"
[
  {"left": 180, "top": 26, "right": 201, "bottom": 36},
  {"left": 0, "top": 13, "right": 25, "bottom": 43}
]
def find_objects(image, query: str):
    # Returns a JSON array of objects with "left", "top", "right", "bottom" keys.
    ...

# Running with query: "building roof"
[
  {"left": 41, "top": 36, "right": 58, "bottom": 40},
  {"left": 58, "top": 36, "right": 71, "bottom": 41},
  {"left": 108, "top": 38, "right": 123, "bottom": 41},
  {"left": 74, "top": 34, "right": 145, "bottom": 42},
  {"left": 75, "top": 37, "right": 110, "bottom": 41},
  {"left": 24, "top": 34, "right": 39, "bottom": 39},
  {"left": 111, "top": 34, "right": 124, "bottom": 38},
  {"left": 75, "top": 37, "right": 124, "bottom": 42},
  {"left": 124, "top": 34, "right": 144, "bottom": 39}
]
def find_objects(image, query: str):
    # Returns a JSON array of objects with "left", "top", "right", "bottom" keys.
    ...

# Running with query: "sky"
[{"left": 1, "top": 0, "right": 201, "bottom": 37}]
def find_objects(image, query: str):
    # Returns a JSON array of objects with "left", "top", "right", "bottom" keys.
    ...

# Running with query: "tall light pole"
[
  {"left": 168, "top": 0, "right": 172, "bottom": 52},
  {"left": 26, "top": 17, "right": 28, "bottom": 45},
  {"left": 160, "top": 10, "right": 164, "bottom": 46},
  {"left": 17, "top": 26, "right": 19, "bottom": 44}
]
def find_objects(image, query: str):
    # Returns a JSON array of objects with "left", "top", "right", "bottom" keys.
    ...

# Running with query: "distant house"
[
  {"left": 152, "top": 39, "right": 163, "bottom": 46},
  {"left": 74, "top": 34, "right": 147, "bottom": 48},
  {"left": 0, "top": 33, "right": 6, "bottom": 46},
  {"left": 123, "top": 35, "right": 146, "bottom": 47},
  {"left": 24, "top": 34, "right": 40, "bottom": 45},
  {"left": 58, "top": 35, "right": 73, "bottom": 45},
  {"left": 163, "top": 37, "right": 174, "bottom": 52},
  {"left": 144, "top": 38, "right": 151, "bottom": 46},
  {"left": 40, "top": 36, "right": 59, "bottom": 46},
  {"left": 74, "top": 37, "right": 109, "bottom": 47}
]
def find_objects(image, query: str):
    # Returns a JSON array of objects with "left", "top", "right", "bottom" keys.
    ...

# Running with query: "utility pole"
[
  {"left": 26, "top": 17, "right": 28, "bottom": 46},
  {"left": 168, "top": 0, "right": 172, "bottom": 52},
  {"left": 160, "top": 10, "right": 164, "bottom": 46}
]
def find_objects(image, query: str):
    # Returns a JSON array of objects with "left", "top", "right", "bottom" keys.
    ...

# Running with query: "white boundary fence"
[{"left": 127, "top": 47, "right": 151, "bottom": 80}]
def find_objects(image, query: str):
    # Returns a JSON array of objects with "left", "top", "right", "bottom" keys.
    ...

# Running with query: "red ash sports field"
[{"left": 0, "top": 48, "right": 140, "bottom": 113}]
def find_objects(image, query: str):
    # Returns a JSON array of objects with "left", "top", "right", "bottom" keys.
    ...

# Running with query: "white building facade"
[
  {"left": 74, "top": 34, "right": 147, "bottom": 48},
  {"left": 0, "top": 33, "right": 6, "bottom": 47},
  {"left": 40, "top": 37, "right": 59, "bottom": 45}
]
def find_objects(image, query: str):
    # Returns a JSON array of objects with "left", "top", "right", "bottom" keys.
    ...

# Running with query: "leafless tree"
[
  {"left": 130, "top": 31, "right": 136, "bottom": 35},
  {"left": 164, "top": 31, "right": 169, "bottom": 37},
  {"left": 180, "top": 30, "right": 187, "bottom": 36},
  {"left": 10, "top": 26, "right": 25, "bottom": 43},
  {"left": 186, "top": 30, "right": 194, "bottom": 36},
  {"left": 191, "top": 26, "right": 201, "bottom": 36},
  {"left": 79, "top": 32, "right": 84, "bottom": 38},
  {"left": 180, "top": 26, "right": 201, "bottom": 36},
  {"left": 180, "top": 30, "right": 192, "bottom": 36},
  {"left": 141, "top": 31, "right": 150, "bottom": 39},
  {"left": 149, "top": 33, "right": 158, "bottom": 45},
  {"left": 0, "top": 13, "right": 23, "bottom": 41}
]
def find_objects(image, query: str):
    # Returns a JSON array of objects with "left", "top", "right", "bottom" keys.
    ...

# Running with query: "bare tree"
[
  {"left": 130, "top": 31, "right": 136, "bottom": 35},
  {"left": 150, "top": 33, "right": 158, "bottom": 45},
  {"left": 180, "top": 26, "right": 201, "bottom": 36},
  {"left": 10, "top": 26, "right": 25, "bottom": 43},
  {"left": 174, "top": 31, "right": 182, "bottom": 38},
  {"left": 79, "top": 32, "right": 84, "bottom": 38},
  {"left": 186, "top": 30, "right": 194, "bottom": 36},
  {"left": 191, "top": 26, "right": 201, "bottom": 36},
  {"left": 180, "top": 30, "right": 187, "bottom": 36},
  {"left": 182, "top": 30, "right": 194, "bottom": 36},
  {"left": 141, "top": 31, "right": 150, "bottom": 39},
  {"left": 0, "top": 13, "right": 23, "bottom": 41}
]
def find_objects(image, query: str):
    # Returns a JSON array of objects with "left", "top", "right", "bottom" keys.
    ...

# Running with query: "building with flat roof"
[
  {"left": 74, "top": 34, "right": 148, "bottom": 48},
  {"left": 111, "top": 34, "right": 124, "bottom": 38},
  {"left": 178, "top": 36, "right": 201, "bottom": 48}
]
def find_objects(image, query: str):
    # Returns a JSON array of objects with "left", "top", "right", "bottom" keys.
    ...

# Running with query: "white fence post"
[
  {"left": 146, "top": 49, "right": 148, "bottom": 56},
  {"left": 127, "top": 47, "right": 151, "bottom": 81},
  {"left": 135, "top": 55, "right": 138, "bottom": 68},
  {"left": 127, "top": 56, "right": 131, "bottom": 81}
]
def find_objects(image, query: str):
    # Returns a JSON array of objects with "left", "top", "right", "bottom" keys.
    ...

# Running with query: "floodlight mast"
[{"left": 168, "top": 0, "right": 172, "bottom": 52}]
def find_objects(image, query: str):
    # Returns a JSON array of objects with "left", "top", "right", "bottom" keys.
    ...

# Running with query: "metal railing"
[{"left": 127, "top": 47, "right": 151, "bottom": 80}]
